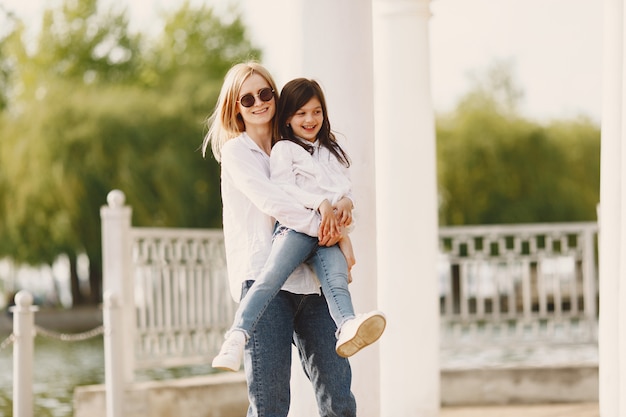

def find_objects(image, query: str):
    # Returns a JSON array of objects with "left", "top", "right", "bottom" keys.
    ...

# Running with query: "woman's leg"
[
  {"left": 243, "top": 281, "right": 295, "bottom": 417},
  {"left": 293, "top": 291, "right": 357, "bottom": 417}
]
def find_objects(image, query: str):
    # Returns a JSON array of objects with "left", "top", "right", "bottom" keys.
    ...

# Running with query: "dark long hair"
[{"left": 274, "top": 78, "right": 350, "bottom": 168}]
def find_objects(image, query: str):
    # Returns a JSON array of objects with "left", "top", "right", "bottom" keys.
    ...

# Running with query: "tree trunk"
[
  {"left": 88, "top": 259, "right": 102, "bottom": 304},
  {"left": 68, "top": 252, "right": 86, "bottom": 306}
]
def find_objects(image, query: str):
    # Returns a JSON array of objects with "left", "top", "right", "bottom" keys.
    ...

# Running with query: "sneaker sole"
[{"left": 336, "top": 314, "right": 386, "bottom": 358}]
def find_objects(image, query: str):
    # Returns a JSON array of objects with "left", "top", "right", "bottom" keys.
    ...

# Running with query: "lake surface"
[
  {"left": 1, "top": 335, "right": 104, "bottom": 417},
  {"left": 0, "top": 331, "right": 598, "bottom": 417},
  {"left": 0, "top": 333, "right": 217, "bottom": 417}
]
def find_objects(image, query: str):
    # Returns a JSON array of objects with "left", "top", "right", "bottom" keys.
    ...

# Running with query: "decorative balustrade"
[
  {"left": 101, "top": 191, "right": 600, "bottom": 397},
  {"left": 130, "top": 227, "right": 235, "bottom": 369},
  {"left": 438, "top": 222, "right": 598, "bottom": 345},
  {"left": 1, "top": 195, "right": 600, "bottom": 417}
]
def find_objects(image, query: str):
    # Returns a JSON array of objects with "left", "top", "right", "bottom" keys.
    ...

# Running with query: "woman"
[{"left": 201, "top": 62, "right": 357, "bottom": 416}]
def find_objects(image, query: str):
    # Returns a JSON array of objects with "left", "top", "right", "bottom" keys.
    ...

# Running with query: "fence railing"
[
  {"left": 130, "top": 227, "right": 235, "bottom": 369},
  {"left": 438, "top": 222, "right": 598, "bottom": 345},
  {"left": 5, "top": 290, "right": 105, "bottom": 417},
  {"left": 101, "top": 192, "right": 600, "bottom": 380},
  {"left": 4, "top": 192, "right": 601, "bottom": 417}
]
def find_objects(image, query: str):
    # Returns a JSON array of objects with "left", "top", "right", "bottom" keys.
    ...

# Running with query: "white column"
[
  {"left": 599, "top": 0, "right": 624, "bottom": 416},
  {"left": 12, "top": 291, "right": 37, "bottom": 417},
  {"left": 242, "top": 2, "right": 380, "bottom": 416},
  {"left": 373, "top": 0, "right": 440, "bottom": 416},
  {"left": 103, "top": 292, "right": 124, "bottom": 417},
  {"left": 100, "top": 190, "right": 135, "bottom": 384}
]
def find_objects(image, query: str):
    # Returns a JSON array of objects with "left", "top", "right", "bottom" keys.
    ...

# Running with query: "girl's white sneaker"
[{"left": 335, "top": 311, "right": 386, "bottom": 358}]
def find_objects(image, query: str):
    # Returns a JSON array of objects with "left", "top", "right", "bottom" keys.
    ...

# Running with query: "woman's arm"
[{"left": 221, "top": 140, "right": 320, "bottom": 237}]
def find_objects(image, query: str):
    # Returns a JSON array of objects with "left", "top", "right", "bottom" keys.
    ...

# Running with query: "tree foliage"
[
  {"left": 436, "top": 61, "right": 600, "bottom": 226},
  {"left": 0, "top": 1, "right": 602, "bottom": 306},
  {"left": 0, "top": 0, "right": 259, "bottom": 305}
]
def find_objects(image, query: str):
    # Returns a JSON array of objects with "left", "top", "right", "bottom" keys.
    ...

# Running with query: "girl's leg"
[
  {"left": 230, "top": 226, "right": 318, "bottom": 336},
  {"left": 307, "top": 244, "right": 355, "bottom": 328},
  {"left": 309, "top": 244, "right": 387, "bottom": 358},
  {"left": 213, "top": 226, "right": 319, "bottom": 371}
]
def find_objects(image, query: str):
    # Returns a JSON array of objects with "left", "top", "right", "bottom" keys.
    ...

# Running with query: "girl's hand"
[{"left": 334, "top": 197, "right": 353, "bottom": 227}]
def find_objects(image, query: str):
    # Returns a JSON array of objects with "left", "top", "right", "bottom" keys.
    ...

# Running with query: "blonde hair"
[{"left": 202, "top": 62, "right": 279, "bottom": 162}]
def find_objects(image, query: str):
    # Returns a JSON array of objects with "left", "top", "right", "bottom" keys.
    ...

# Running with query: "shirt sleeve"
[
  {"left": 270, "top": 142, "right": 328, "bottom": 210},
  {"left": 221, "top": 140, "right": 320, "bottom": 237}
]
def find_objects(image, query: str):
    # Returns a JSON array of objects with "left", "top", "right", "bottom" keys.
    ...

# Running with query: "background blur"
[{"left": 0, "top": 0, "right": 600, "bottom": 309}]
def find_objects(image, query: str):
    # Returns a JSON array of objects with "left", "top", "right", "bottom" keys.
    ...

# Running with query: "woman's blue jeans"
[
  {"left": 230, "top": 224, "right": 356, "bottom": 337},
  {"left": 241, "top": 280, "right": 357, "bottom": 417}
]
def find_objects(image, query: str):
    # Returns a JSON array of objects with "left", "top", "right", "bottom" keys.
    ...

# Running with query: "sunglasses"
[{"left": 238, "top": 87, "right": 275, "bottom": 108}]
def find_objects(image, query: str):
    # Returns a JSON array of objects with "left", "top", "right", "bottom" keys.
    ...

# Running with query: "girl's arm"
[{"left": 270, "top": 142, "right": 329, "bottom": 210}]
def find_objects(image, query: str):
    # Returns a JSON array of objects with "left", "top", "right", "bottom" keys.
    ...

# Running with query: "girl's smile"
[{"left": 287, "top": 98, "right": 324, "bottom": 143}]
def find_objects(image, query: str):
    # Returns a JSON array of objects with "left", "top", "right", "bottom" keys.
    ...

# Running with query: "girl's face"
[
  {"left": 237, "top": 73, "right": 275, "bottom": 128},
  {"left": 287, "top": 97, "right": 323, "bottom": 143}
]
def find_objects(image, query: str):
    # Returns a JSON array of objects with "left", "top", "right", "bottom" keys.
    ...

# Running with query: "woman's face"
[
  {"left": 237, "top": 73, "right": 275, "bottom": 128},
  {"left": 287, "top": 97, "right": 323, "bottom": 143}
]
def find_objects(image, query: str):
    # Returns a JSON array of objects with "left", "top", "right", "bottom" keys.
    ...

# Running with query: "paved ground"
[{"left": 441, "top": 402, "right": 599, "bottom": 417}]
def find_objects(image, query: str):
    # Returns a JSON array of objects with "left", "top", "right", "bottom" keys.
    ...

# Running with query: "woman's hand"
[
  {"left": 318, "top": 201, "right": 343, "bottom": 246},
  {"left": 318, "top": 228, "right": 342, "bottom": 246}
]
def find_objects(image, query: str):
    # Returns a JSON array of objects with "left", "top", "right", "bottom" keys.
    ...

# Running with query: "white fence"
[
  {"left": 130, "top": 227, "right": 235, "bottom": 369},
  {"left": 102, "top": 192, "right": 600, "bottom": 373},
  {"left": 102, "top": 191, "right": 599, "bottom": 370},
  {"left": 438, "top": 222, "right": 598, "bottom": 345},
  {"left": 6, "top": 191, "right": 600, "bottom": 417}
]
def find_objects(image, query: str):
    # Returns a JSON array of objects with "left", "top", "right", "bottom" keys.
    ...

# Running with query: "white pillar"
[
  {"left": 100, "top": 190, "right": 135, "bottom": 384},
  {"left": 12, "top": 290, "right": 37, "bottom": 417},
  {"left": 599, "top": 1, "right": 625, "bottom": 416},
  {"left": 242, "top": 2, "right": 380, "bottom": 416},
  {"left": 103, "top": 292, "right": 124, "bottom": 417},
  {"left": 373, "top": 0, "right": 440, "bottom": 416}
]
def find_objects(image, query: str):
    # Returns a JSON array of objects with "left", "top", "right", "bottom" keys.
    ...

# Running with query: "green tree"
[
  {"left": 0, "top": 0, "right": 258, "bottom": 305},
  {"left": 437, "top": 62, "right": 600, "bottom": 225}
]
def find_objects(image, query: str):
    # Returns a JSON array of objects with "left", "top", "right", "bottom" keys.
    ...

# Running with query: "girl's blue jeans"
[
  {"left": 241, "top": 279, "right": 357, "bottom": 416},
  {"left": 231, "top": 223, "right": 356, "bottom": 337}
]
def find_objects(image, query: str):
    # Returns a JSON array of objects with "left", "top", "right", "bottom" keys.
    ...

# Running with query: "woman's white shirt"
[{"left": 220, "top": 132, "right": 321, "bottom": 301}]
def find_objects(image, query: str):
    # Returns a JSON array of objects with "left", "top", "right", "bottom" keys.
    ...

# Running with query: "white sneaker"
[
  {"left": 336, "top": 311, "right": 386, "bottom": 358},
  {"left": 212, "top": 330, "right": 246, "bottom": 371}
]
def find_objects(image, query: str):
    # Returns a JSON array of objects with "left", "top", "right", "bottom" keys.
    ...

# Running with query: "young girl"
[{"left": 212, "top": 77, "right": 386, "bottom": 372}]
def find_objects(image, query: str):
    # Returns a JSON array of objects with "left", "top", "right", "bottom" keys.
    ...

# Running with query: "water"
[
  {"left": 0, "top": 335, "right": 104, "bottom": 417},
  {"left": 441, "top": 342, "right": 598, "bottom": 370},
  {"left": 0, "top": 333, "right": 217, "bottom": 417},
  {"left": 0, "top": 331, "right": 598, "bottom": 417}
]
